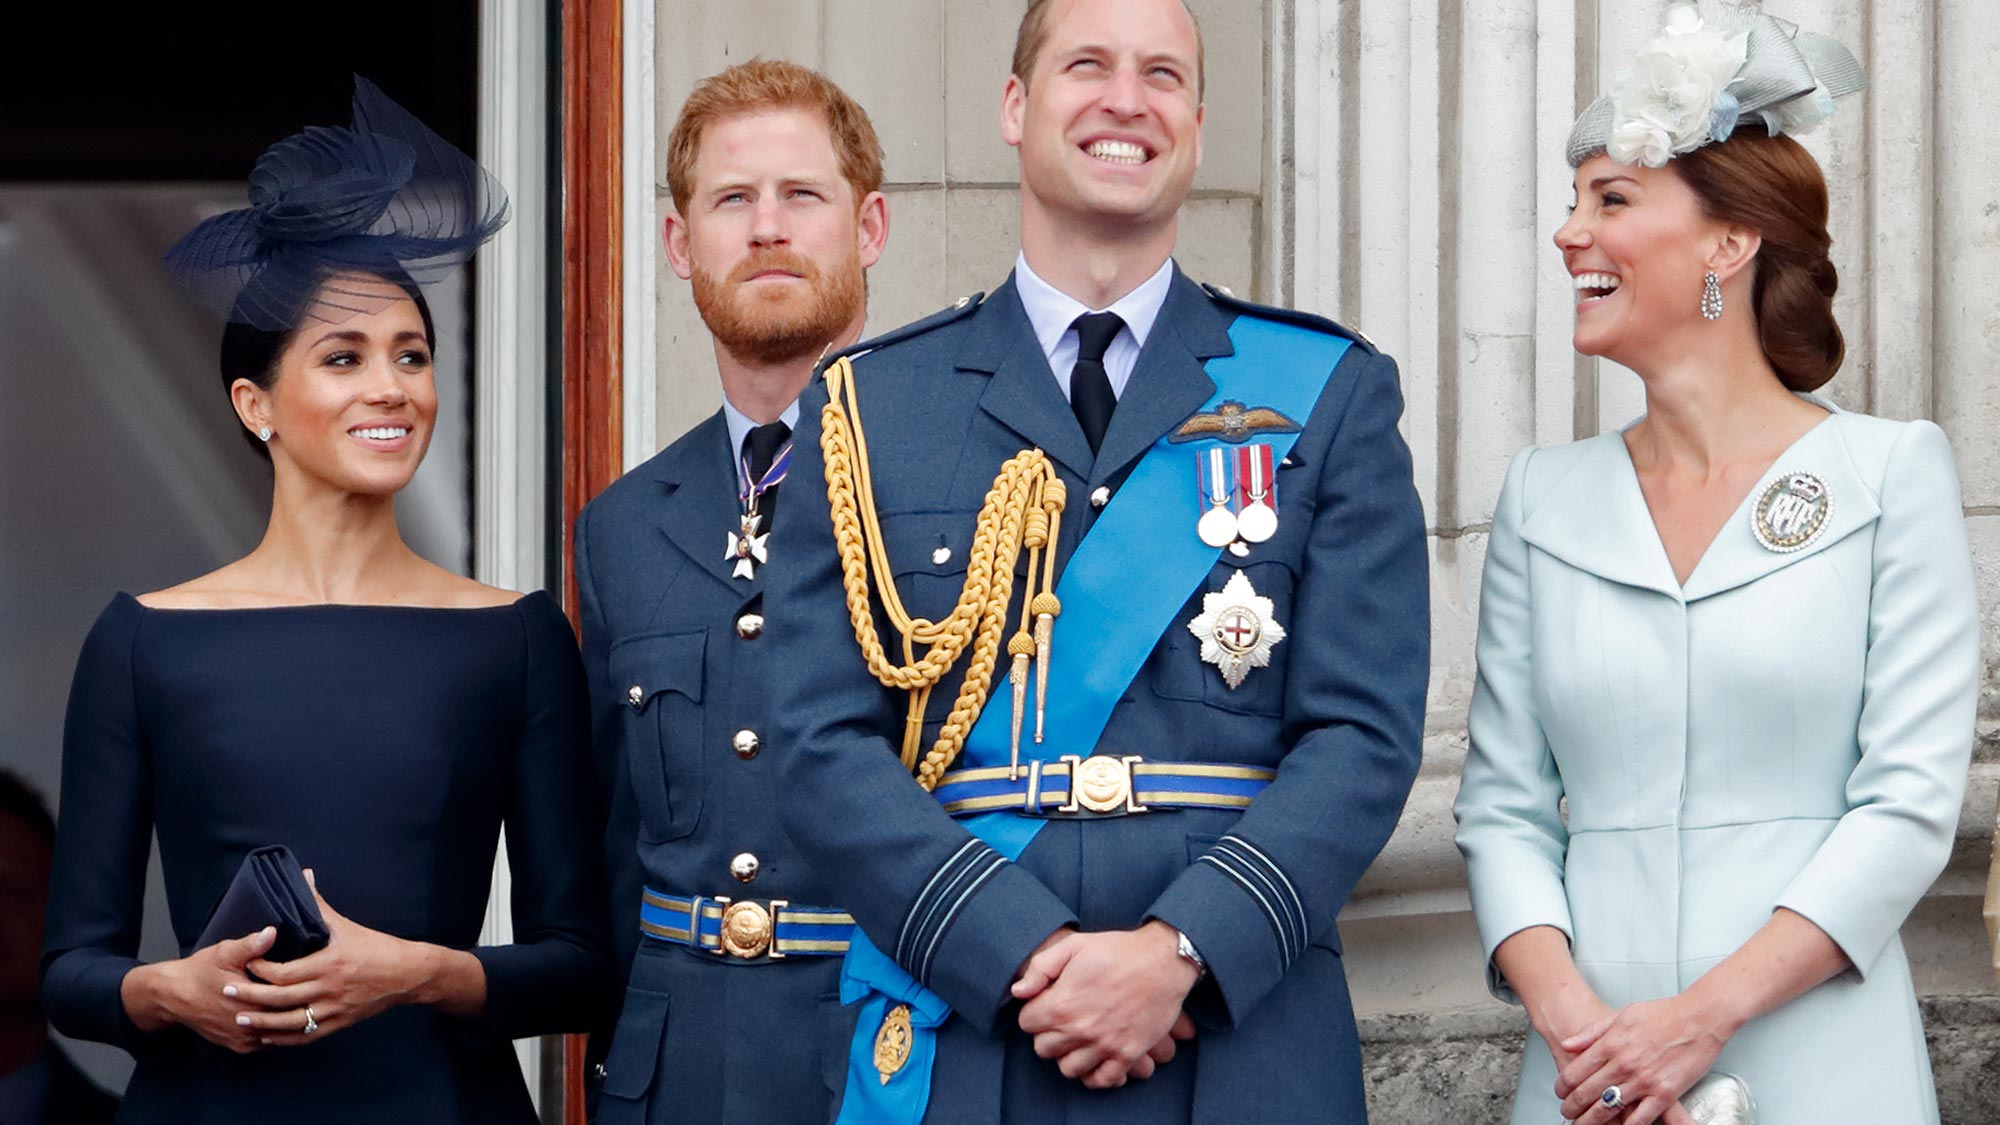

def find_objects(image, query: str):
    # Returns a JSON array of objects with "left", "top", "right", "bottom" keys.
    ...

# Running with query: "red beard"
[{"left": 691, "top": 247, "right": 866, "bottom": 365}]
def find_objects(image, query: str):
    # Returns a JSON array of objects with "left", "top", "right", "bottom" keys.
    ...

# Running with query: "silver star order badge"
[
  {"left": 1187, "top": 570, "right": 1286, "bottom": 689},
  {"left": 726, "top": 513, "right": 769, "bottom": 580}
]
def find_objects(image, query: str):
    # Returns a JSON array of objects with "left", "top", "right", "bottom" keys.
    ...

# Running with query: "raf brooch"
[
  {"left": 1751, "top": 470, "right": 1831, "bottom": 553},
  {"left": 1188, "top": 571, "right": 1286, "bottom": 689}
]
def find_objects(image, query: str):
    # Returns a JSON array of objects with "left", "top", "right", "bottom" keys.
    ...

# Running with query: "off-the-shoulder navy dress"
[{"left": 41, "top": 591, "right": 608, "bottom": 1123}]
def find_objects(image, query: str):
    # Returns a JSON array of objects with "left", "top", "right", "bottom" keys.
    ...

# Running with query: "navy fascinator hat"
[{"left": 164, "top": 77, "right": 509, "bottom": 331}]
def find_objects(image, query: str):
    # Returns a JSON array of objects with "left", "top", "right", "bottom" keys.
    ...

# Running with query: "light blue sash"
[{"left": 834, "top": 316, "right": 1352, "bottom": 1123}]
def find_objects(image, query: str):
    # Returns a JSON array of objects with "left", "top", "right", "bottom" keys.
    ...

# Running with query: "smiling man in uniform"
[{"left": 765, "top": 0, "right": 1429, "bottom": 1121}]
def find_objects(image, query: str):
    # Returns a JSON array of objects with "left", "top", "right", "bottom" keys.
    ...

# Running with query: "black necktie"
[
  {"left": 743, "top": 421, "right": 791, "bottom": 522},
  {"left": 1068, "top": 312, "right": 1123, "bottom": 455}
]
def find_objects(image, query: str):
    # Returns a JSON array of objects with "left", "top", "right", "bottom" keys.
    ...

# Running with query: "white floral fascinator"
[{"left": 1566, "top": 1, "right": 1866, "bottom": 168}]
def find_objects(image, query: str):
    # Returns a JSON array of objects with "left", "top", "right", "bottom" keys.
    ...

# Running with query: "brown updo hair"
[{"left": 1668, "top": 129, "right": 1843, "bottom": 391}]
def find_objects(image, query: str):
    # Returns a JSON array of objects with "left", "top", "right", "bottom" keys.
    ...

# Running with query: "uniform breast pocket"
[
  {"left": 609, "top": 629, "right": 708, "bottom": 841},
  {"left": 1150, "top": 557, "right": 1298, "bottom": 718},
  {"left": 880, "top": 509, "right": 987, "bottom": 626}
]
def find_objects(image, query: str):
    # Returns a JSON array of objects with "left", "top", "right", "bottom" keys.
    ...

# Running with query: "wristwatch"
[{"left": 1174, "top": 928, "right": 1208, "bottom": 978}]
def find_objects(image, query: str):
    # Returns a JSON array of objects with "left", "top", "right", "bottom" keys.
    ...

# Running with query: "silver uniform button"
[
  {"left": 732, "top": 729, "right": 761, "bottom": 759},
  {"left": 730, "top": 853, "right": 760, "bottom": 882},
  {"left": 1089, "top": 486, "right": 1111, "bottom": 509},
  {"left": 736, "top": 612, "right": 765, "bottom": 640},
  {"left": 627, "top": 685, "right": 644, "bottom": 707}
]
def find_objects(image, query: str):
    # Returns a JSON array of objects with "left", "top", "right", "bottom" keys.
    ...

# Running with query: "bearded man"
[{"left": 576, "top": 59, "right": 889, "bottom": 1125}]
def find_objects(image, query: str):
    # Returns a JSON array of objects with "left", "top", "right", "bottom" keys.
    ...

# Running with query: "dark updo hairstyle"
[
  {"left": 219, "top": 271, "right": 437, "bottom": 458},
  {"left": 1669, "top": 129, "right": 1843, "bottom": 392}
]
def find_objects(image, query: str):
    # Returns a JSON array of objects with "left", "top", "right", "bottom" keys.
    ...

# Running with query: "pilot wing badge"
[{"left": 1169, "top": 400, "right": 1303, "bottom": 444}]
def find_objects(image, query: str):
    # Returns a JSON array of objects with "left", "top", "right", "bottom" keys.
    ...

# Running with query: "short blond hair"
[
  {"left": 1011, "top": 0, "right": 1205, "bottom": 100},
  {"left": 665, "top": 59, "right": 885, "bottom": 216}
]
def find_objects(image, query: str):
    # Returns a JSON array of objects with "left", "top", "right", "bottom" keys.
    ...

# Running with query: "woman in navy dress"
[{"left": 40, "top": 80, "right": 607, "bottom": 1123}]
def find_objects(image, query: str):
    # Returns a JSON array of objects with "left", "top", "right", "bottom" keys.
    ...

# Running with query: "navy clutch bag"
[{"left": 195, "top": 845, "right": 329, "bottom": 962}]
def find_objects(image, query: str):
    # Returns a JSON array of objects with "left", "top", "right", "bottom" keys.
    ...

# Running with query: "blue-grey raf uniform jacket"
[
  {"left": 578, "top": 413, "right": 847, "bottom": 1123},
  {"left": 765, "top": 267, "right": 1431, "bottom": 1123}
]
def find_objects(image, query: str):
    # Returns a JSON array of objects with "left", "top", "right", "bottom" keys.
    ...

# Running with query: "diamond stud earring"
[{"left": 258, "top": 426, "right": 273, "bottom": 442}]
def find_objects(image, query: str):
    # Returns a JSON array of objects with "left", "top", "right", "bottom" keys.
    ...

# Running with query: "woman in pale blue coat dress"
[{"left": 1454, "top": 6, "right": 1977, "bottom": 1125}]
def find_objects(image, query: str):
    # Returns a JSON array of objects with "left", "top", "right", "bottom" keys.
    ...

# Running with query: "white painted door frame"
[{"left": 475, "top": 0, "right": 555, "bottom": 1109}]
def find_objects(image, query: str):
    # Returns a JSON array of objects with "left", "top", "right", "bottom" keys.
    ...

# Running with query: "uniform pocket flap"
[
  {"left": 609, "top": 629, "right": 706, "bottom": 707},
  {"left": 601, "top": 986, "right": 669, "bottom": 1100},
  {"left": 880, "top": 510, "right": 976, "bottom": 580}
]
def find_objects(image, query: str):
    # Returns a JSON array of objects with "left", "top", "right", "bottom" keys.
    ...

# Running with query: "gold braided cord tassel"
[{"left": 820, "top": 356, "right": 1066, "bottom": 792}]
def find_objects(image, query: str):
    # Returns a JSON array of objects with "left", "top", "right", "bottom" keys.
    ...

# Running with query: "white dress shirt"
[
  {"left": 1012, "top": 252, "right": 1174, "bottom": 403},
  {"left": 720, "top": 395, "right": 801, "bottom": 492}
]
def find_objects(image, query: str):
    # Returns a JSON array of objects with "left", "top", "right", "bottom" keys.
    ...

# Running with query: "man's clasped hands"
[{"left": 1010, "top": 919, "right": 1202, "bottom": 1090}]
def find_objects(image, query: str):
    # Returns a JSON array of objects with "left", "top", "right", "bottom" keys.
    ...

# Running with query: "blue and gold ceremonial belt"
[
  {"left": 932, "top": 757, "right": 1275, "bottom": 818},
  {"left": 640, "top": 886, "right": 853, "bottom": 960}
]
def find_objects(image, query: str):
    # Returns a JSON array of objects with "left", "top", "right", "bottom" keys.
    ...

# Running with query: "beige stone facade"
[{"left": 648, "top": 1, "right": 2000, "bottom": 1117}]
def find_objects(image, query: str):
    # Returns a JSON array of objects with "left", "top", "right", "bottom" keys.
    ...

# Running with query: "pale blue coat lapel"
[
  {"left": 1520, "top": 411, "right": 1882, "bottom": 604},
  {"left": 1680, "top": 417, "right": 1880, "bottom": 602},
  {"left": 1518, "top": 433, "right": 1682, "bottom": 598}
]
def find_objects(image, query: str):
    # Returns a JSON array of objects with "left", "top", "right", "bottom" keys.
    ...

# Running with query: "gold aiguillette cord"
[{"left": 818, "top": 355, "right": 1066, "bottom": 792}]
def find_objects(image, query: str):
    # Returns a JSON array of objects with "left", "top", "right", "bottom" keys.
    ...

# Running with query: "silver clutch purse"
[{"left": 1683, "top": 1072, "right": 1754, "bottom": 1125}]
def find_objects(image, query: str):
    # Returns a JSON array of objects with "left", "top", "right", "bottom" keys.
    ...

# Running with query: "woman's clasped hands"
[
  {"left": 222, "top": 869, "right": 461, "bottom": 1047},
  {"left": 120, "top": 868, "right": 480, "bottom": 1053},
  {"left": 119, "top": 924, "right": 279, "bottom": 1054},
  {"left": 1553, "top": 993, "right": 1735, "bottom": 1125}
]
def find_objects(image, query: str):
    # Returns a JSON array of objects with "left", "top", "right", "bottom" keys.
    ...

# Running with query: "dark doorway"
[{"left": 2, "top": 1, "right": 478, "bottom": 181}]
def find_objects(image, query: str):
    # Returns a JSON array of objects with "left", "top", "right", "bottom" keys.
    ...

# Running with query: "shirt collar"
[
  {"left": 1012, "top": 251, "right": 1174, "bottom": 361},
  {"left": 720, "top": 394, "right": 796, "bottom": 460},
  {"left": 720, "top": 395, "right": 801, "bottom": 484}
]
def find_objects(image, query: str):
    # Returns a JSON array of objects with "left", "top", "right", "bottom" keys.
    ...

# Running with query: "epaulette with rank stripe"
[
  {"left": 1198, "top": 282, "right": 1378, "bottom": 355},
  {"left": 815, "top": 292, "right": 986, "bottom": 376}
]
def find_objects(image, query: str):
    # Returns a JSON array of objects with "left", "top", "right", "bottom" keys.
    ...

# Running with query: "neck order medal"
[
  {"left": 727, "top": 438, "right": 792, "bottom": 580},
  {"left": 727, "top": 512, "right": 770, "bottom": 580}
]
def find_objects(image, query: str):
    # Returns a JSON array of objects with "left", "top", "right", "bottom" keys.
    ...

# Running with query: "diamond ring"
[
  {"left": 302, "top": 1005, "right": 319, "bottom": 1035},
  {"left": 1599, "top": 1084, "right": 1625, "bottom": 1109}
]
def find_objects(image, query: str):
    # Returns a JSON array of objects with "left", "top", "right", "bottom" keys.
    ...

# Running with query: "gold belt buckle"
[
  {"left": 1057, "top": 754, "right": 1149, "bottom": 816},
  {"left": 709, "top": 897, "right": 789, "bottom": 960}
]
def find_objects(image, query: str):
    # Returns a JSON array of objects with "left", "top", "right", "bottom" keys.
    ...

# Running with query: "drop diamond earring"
[{"left": 1701, "top": 271, "right": 1724, "bottom": 321}]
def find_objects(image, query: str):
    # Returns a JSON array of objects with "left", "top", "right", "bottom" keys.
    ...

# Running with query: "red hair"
[
  {"left": 666, "top": 59, "right": 884, "bottom": 217},
  {"left": 1671, "top": 130, "right": 1843, "bottom": 391}
]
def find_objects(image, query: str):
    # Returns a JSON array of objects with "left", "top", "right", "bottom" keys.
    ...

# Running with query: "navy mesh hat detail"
[{"left": 163, "top": 77, "right": 509, "bottom": 330}]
